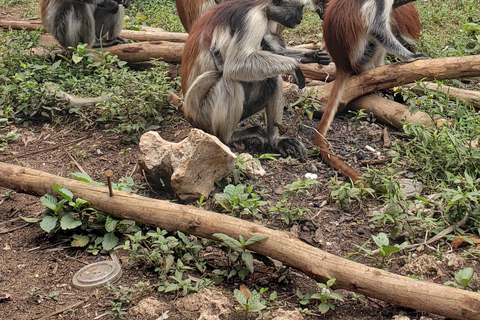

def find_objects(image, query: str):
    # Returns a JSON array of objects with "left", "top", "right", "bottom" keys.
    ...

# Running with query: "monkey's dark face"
[{"left": 267, "top": 0, "right": 305, "bottom": 29}]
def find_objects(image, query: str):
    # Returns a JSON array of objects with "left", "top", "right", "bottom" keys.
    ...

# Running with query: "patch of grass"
[
  {"left": 0, "top": 29, "right": 178, "bottom": 140},
  {"left": 128, "top": 0, "right": 184, "bottom": 32},
  {"left": 283, "top": 10, "right": 323, "bottom": 44},
  {"left": 416, "top": 0, "right": 480, "bottom": 57}
]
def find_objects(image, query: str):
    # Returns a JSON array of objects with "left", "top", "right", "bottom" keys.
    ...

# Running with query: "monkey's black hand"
[
  {"left": 313, "top": 49, "right": 331, "bottom": 65},
  {"left": 276, "top": 137, "right": 307, "bottom": 162},
  {"left": 294, "top": 68, "right": 305, "bottom": 89},
  {"left": 98, "top": 0, "right": 119, "bottom": 14}
]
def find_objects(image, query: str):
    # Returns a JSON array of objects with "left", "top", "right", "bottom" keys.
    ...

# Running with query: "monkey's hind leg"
[
  {"left": 265, "top": 76, "right": 307, "bottom": 162},
  {"left": 94, "top": 4, "right": 130, "bottom": 47}
]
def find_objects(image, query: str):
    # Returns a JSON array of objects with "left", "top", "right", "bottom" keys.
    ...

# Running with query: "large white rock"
[{"left": 139, "top": 129, "right": 236, "bottom": 200}]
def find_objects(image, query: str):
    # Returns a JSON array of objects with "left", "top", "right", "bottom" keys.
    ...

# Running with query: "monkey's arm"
[{"left": 223, "top": 50, "right": 299, "bottom": 82}]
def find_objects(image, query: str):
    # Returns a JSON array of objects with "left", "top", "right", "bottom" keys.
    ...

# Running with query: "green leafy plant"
[
  {"left": 234, "top": 287, "right": 268, "bottom": 316},
  {"left": 269, "top": 178, "right": 320, "bottom": 224},
  {"left": 212, "top": 233, "right": 269, "bottom": 281},
  {"left": 329, "top": 178, "right": 375, "bottom": 211},
  {"left": 296, "top": 279, "right": 344, "bottom": 314},
  {"left": 444, "top": 267, "right": 477, "bottom": 290},
  {"left": 22, "top": 173, "right": 138, "bottom": 253},
  {"left": 463, "top": 22, "right": 480, "bottom": 54},
  {"left": 347, "top": 233, "right": 407, "bottom": 268},
  {"left": 121, "top": 228, "right": 205, "bottom": 282},
  {"left": 214, "top": 184, "right": 268, "bottom": 218},
  {"left": 0, "top": 131, "right": 20, "bottom": 151}
]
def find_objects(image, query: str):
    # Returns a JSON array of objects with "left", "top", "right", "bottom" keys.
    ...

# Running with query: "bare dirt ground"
[
  {"left": 1, "top": 109, "right": 479, "bottom": 320},
  {"left": 1, "top": 7, "right": 480, "bottom": 320}
]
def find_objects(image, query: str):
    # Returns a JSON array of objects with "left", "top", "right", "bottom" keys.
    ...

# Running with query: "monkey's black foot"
[
  {"left": 94, "top": 37, "right": 131, "bottom": 48},
  {"left": 275, "top": 137, "right": 307, "bottom": 162},
  {"left": 230, "top": 126, "right": 269, "bottom": 150}
]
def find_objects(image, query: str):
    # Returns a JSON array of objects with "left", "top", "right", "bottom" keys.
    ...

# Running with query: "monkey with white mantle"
[
  {"left": 40, "top": 0, "right": 131, "bottom": 49},
  {"left": 181, "top": 0, "right": 330, "bottom": 162},
  {"left": 314, "top": 0, "right": 427, "bottom": 181}
]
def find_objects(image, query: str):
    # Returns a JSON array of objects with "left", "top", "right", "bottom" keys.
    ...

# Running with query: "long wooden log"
[
  {"left": 403, "top": 82, "right": 480, "bottom": 110},
  {"left": 97, "top": 41, "right": 185, "bottom": 63},
  {"left": 0, "top": 19, "right": 188, "bottom": 43},
  {"left": 0, "top": 162, "right": 479, "bottom": 320}
]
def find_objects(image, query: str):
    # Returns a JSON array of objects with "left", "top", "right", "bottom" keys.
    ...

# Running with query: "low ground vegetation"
[{"left": 0, "top": 0, "right": 480, "bottom": 319}]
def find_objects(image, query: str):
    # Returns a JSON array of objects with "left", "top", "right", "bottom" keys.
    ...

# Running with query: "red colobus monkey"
[
  {"left": 40, "top": 0, "right": 131, "bottom": 49},
  {"left": 181, "top": 0, "right": 330, "bottom": 161},
  {"left": 311, "top": 0, "right": 421, "bottom": 46},
  {"left": 314, "top": 0, "right": 426, "bottom": 181},
  {"left": 175, "top": 0, "right": 284, "bottom": 35}
]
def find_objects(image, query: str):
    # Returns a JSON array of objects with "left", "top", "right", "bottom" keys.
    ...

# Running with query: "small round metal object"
[{"left": 72, "top": 260, "right": 122, "bottom": 289}]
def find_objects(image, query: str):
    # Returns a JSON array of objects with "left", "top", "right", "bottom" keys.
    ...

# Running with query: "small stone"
[
  {"left": 356, "top": 227, "right": 365, "bottom": 235},
  {"left": 306, "top": 163, "right": 318, "bottom": 173},
  {"left": 336, "top": 232, "right": 344, "bottom": 239},
  {"left": 237, "top": 153, "right": 266, "bottom": 178},
  {"left": 258, "top": 278, "right": 269, "bottom": 286}
]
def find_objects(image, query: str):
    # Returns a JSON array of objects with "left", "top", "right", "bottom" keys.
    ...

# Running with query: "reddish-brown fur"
[
  {"left": 315, "top": 1, "right": 421, "bottom": 183},
  {"left": 180, "top": 5, "right": 217, "bottom": 93},
  {"left": 39, "top": 0, "right": 49, "bottom": 29},
  {"left": 392, "top": 2, "right": 421, "bottom": 41},
  {"left": 175, "top": 0, "right": 208, "bottom": 33},
  {"left": 321, "top": 0, "right": 364, "bottom": 75}
]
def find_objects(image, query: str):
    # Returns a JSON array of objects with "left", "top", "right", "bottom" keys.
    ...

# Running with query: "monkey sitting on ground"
[
  {"left": 40, "top": 0, "right": 131, "bottom": 49},
  {"left": 181, "top": 0, "right": 330, "bottom": 162},
  {"left": 313, "top": 0, "right": 427, "bottom": 181}
]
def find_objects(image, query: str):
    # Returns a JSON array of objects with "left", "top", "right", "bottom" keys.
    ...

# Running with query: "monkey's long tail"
[
  {"left": 314, "top": 71, "right": 362, "bottom": 183},
  {"left": 183, "top": 70, "right": 221, "bottom": 116}
]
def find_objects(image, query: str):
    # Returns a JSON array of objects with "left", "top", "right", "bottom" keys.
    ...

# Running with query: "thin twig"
[
  {"left": 38, "top": 301, "right": 85, "bottom": 320},
  {"left": 0, "top": 135, "right": 89, "bottom": 162}
]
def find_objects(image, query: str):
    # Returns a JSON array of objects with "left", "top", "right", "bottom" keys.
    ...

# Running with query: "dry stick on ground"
[
  {"left": 1, "top": 162, "right": 480, "bottom": 320},
  {"left": 403, "top": 82, "right": 480, "bottom": 110}
]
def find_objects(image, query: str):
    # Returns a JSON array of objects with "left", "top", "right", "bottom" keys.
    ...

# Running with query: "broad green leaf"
[
  {"left": 381, "top": 245, "right": 400, "bottom": 256},
  {"left": 213, "top": 233, "right": 242, "bottom": 249},
  {"left": 71, "top": 234, "right": 90, "bottom": 247},
  {"left": 318, "top": 302, "right": 331, "bottom": 314},
  {"left": 326, "top": 278, "right": 336, "bottom": 288},
  {"left": 244, "top": 235, "right": 269, "bottom": 246},
  {"left": 60, "top": 214, "right": 82, "bottom": 230},
  {"left": 242, "top": 251, "right": 254, "bottom": 273},
  {"left": 40, "top": 216, "right": 58, "bottom": 232},
  {"left": 233, "top": 289, "right": 248, "bottom": 305},
  {"left": 329, "top": 292, "right": 344, "bottom": 301},
  {"left": 40, "top": 193, "right": 58, "bottom": 211},
  {"left": 52, "top": 185, "right": 73, "bottom": 202},
  {"left": 105, "top": 215, "right": 119, "bottom": 232},
  {"left": 164, "top": 283, "right": 180, "bottom": 293},
  {"left": 102, "top": 232, "right": 119, "bottom": 251},
  {"left": 72, "top": 53, "right": 83, "bottom": 64},
  {"left": 372, "top": 233, "right": 389, "bottom": 248}
]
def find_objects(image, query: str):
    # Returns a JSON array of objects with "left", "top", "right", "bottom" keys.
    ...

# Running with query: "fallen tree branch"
[
  {"left": 0, "top": 162, "right": 479, "bottom": 320},
  {"left": 0, "top": 19, "right": 188, "bottom": 43},
  {"left": 45, "top": 82, "right": 112, "bottom": 107},
  {"left": 403, "top": 82, "right": 480, "bottom": 110}
]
